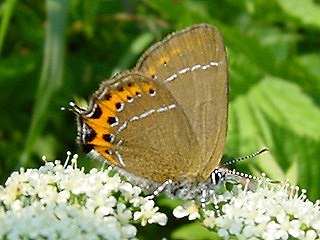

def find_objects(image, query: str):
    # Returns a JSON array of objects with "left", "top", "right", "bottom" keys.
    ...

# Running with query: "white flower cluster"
[
  {"left": 1, "top": 152, "right": 319, "bottom": 240},
  {"left": 174, "top": 178, "right": 320, "bottom": 240},
  {"left": 0, "top": 153, "right": 167, "bottom": 240}
]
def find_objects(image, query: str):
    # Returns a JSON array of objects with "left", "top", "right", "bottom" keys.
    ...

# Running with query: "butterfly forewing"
[{"left": 78, "top": 73, "right": 202, "bottom": 183}]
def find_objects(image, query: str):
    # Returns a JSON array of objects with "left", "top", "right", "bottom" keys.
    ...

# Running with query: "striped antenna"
[{"left": 223, "top": 148, "right": 269, "bottom": 166}]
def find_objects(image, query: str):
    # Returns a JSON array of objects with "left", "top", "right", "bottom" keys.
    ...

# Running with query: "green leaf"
[
  {"left": 278, "top": 0, "right": 320, "bottom": 27},
  {"left": 227, "top": 77, "right": 320, "bottom": 198}
]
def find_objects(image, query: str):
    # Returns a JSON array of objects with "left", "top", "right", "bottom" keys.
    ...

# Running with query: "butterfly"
[{"left": 72, "top": 24, "right": 228, "bottom": 199}]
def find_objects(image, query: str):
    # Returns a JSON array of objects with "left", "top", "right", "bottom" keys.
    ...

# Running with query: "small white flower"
[
  {"left": 172, "top": 206, "right": 188, "bottom": 218},
  {"left": 57, "top": 189, "right": 70, "bottom": 203},
  {"left": 217, "top": 228, "right": 229, "bottom": 238},
  {"left": 119, "top": 182, "right": 140, "bottom": 200},
  {"left": 306, "top": 229, "right": 317, "bottom": 240},
  {"left": 229, "top": 222, "right": 243, "bottom": 235},
  {"left": 173, "top": 201, "right": 200, "bottom": 220},
  {"left": 121, "top": 224, "right": 137, "bottom": 239},
  {"left": 134, "top": 200, "right": 167, "bottom": 226},
  {"left": 116, "top": 202, "right": 132, "bottom": 224},
  {"left": 10, "top": 199, "right": 23, "bottom": 211},
  {"left": 202, "top": 210, "right": 217, "bottom": 229}
]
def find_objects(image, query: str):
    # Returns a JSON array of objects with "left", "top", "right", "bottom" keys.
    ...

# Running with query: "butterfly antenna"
[
  {"left": 61, "top": 101, "right": 85, "bottom": 115},
  {"left": 223, "top": 147, "right": 269, "bottom": 166}
]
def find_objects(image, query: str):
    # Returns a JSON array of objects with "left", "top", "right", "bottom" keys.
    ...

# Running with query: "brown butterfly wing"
[
  {"left": 77, "top": 72, "right": 202, "bottom": 183},
  {"left": 135, "top": 24, "right": 228, "bottom": 180}
]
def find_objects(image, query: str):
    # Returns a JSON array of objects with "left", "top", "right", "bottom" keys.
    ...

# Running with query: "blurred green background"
[{"left": 1, "top": 0, "right": 320, "bottom": 238}]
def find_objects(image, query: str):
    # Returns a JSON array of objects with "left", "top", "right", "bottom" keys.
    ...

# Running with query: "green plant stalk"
[
  {"left": 0, "top": 0, "right": 17, "bottom": 56},
  {"left": 19, "top": 0, "right": 68, "bottom": 166}
]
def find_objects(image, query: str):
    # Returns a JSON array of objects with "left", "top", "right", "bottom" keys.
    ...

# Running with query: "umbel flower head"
[
  {"left": 0, "top": 152, "right": 319, "bottom": 240},
  {"left": 0, "top": 152, "right": 167, "bottom": 240},
  {"left": 174, "top": 176, "right": 320, "bottom": 240}
]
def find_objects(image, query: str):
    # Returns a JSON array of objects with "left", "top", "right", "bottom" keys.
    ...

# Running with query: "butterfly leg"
[{"left": 146, "top": 179, "right": 173, "bottom": 200}]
